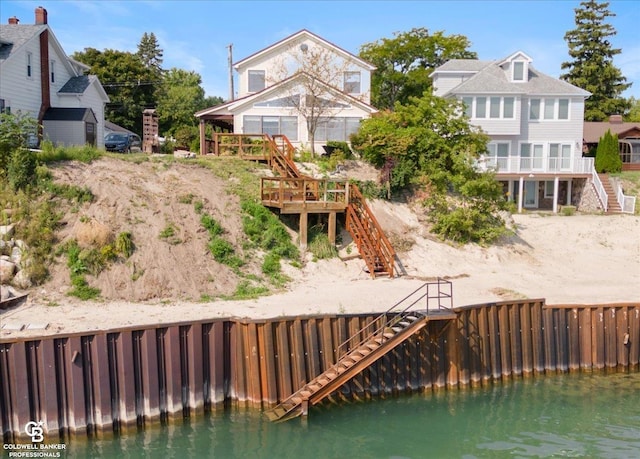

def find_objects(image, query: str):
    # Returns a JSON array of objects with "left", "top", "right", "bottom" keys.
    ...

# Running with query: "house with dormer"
[
  {"left": 431, "top": 52, "right": 599, "bottom": 213},
  {"left": 0, "top": 7, "right": 109, "bottom": 148},
  {"left": 196, "top": 29, "right": 377, "bottom": 154}
]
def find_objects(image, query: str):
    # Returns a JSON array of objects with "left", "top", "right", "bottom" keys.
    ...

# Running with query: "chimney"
[
  {"left": 8, "top": 17, "right": 19, "bottom": 24},
  {"left": 35, "top": 6, "right": 47, "bottom": 25},
  {"left": 609, "top": 115, "right": 623, "bottom": 124}
]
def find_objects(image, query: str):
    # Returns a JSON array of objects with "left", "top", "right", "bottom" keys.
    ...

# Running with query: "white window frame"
[
  {"left": 544, "top": 181, "right": 555, "bottom": 199},
  {"left": 558, "top": 99, "right": 569, "bottom": 120},
  {"left": 487, "top": 142, "right": 510, "bottom": 170},
  {"left": 475, "top": 97, "right": 487, "bottom": 118},
  {"left": 513, "top": 61, "right": 525, "bottom": 82},
  {"left": 50, "top": 59, "right": 56, "bottom": 83},
  {"left": 549, "top": 143, "right": 572, "bottom": 171},
  {"left": 248, "top": 70, "right": 265, "bottom": 93},
  {"left": 462, "top": 97, "right": 473, "bottom": 118},
  {"left": 520, "top": 142, "right": 544, "bottom": 171},
  {"left": 544, "top": 98, "right": 555, "bottom": 120},
  {"left": 529, "top": 99, "right": 540, "bottom": 120},
  {"left": 503, "top": 97, "right": 515, "bottom": 118},
  {"left": 343, "top": 71, "right": 361, "bottom": 94}
]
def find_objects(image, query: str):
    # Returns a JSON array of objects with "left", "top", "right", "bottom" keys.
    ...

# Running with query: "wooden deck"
[{"left": 260, "top": 177, "right": 349, "bottom": 214}]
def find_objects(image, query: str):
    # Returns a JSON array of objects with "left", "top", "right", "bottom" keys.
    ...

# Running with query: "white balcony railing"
[{"left": 478, "top": 155, "right": 594, "bottom": 175}]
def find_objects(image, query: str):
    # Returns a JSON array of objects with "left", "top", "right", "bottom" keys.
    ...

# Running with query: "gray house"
[{"left": 431, "top": 51, "right": 597, "bottom": 213}]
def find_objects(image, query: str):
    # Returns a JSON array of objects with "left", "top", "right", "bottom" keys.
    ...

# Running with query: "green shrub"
[
  {"left": 159, "top": 224, "right": 176, "bottom": 239},
  {"left": 7, "top": 149, "right": 37, "bottom": 191},
  {"left": 308, "top": 226, "right": 338, "bottom": 259},
  {"left": 208, "top": 238, "right": 243, "bottom": 267},
  {"left": 231, "top": 280, "right": 269, "bottom": 300},
  {"left": 201, "top": 213, "right": 224, "bottom": 237},
  {"left": 115, "top": 231, "right": 134, "bottom": 257},
  {"left": 262, "top": 252, "right": 281, "bottom": 276},
  {"left": 194, "top": 201, "right": 204, "bottom": 214},
  {"left": 241, "top": 200, "right": 298, "bottom": 259}
]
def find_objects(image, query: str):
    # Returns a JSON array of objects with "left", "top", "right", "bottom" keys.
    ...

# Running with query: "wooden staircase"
[
  {"left": 597, "top": 173, "right": 622, "bottom": 214},
  {"left": 268, "top": 134, "right": 302, "bottom": 178},
  {"left": 346, "top": 184, "right": 396, "bottom": 277},
  {"left": 264, "top": 280, "right": 455, "bottom": 422}
]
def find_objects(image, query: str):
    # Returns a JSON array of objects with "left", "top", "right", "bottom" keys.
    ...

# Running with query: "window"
[
  {"left": 549, "top": 143, "right": 572, "bottom": 170},
  {"left": 254, "top": 95, "right": 299, "bottom": 108},
  {"left": 243, "top": 115, "right": 298, "bottom": 140},
  {"left": 503, "top": 97, "right": 514, "bottom": 118},
  {"left": 50, "top": 60, "right": 55, "bottom": 83},
  {"left": 27, "top": 52, "right": 32, "bottom": 78},
  {"left": 529, "top": 99, "right": 540, "bottom": 120},
  {"left": 544, "top": 181, "right": 555, "bottom": 198},
  {"left": 462, "top": 97, "right": 473, "bottom": 118},
  {"left": 487, "top": 142, "right": 509, "bottom": 170},
  {"left": 513, "top": 61, "right": 524, "bottom": 81},
  {"left": 520, "top": 143, "right": 543, "bottom": 170},
  {"left": 316, "top": 117, "right": 362, "bottom": 141},
  {"left": 343, "top": 71, "right": 361, "bottom": 94},
  {"left": 476, "top": 97, "right": 487, "bottom": 118},
  {"left": 558, "top": 99, "right": 569, "bottom": 119},
  {"left": 544, "top": 98, "right": 555, "bottom": 119},
  {"left": 248, "top": 70, "right": 265, "bottom": 92},
  {"left": 490, "top": 97, "right": 501, "bottom": 118}
]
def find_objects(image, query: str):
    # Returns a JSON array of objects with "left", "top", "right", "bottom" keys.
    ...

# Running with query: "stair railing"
[
  {"left": 346, "top": 184, "right": 396, "bottom": 277},
  {"left": 335, "top": 279, "right": 453, "bottom": 360},
  {"left": 592, "top": 169, "right": 608, "bottom": 212}
]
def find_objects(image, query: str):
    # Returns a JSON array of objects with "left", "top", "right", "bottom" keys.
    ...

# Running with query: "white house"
[
  {"left": 431, "top": 51, "right": 595, "bottom": 213},
  {"left": 196, "top": 29, "right": 377, "bottom": 153},
  {"left": 0, "top": 7, "right": 109, "bottom": 148}
]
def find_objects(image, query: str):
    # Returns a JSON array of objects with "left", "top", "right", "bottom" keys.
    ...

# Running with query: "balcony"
[{"left": 477, "top": 156, "right": 594, "bottom": 175}]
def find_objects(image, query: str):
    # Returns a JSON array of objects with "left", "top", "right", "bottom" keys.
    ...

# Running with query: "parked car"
[{"left": 104, "top": 132, "right": 142, "bottom": 153}]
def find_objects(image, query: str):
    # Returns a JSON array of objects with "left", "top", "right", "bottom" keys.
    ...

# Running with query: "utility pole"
[{"left": 227, "top": 44, "right": 234, "bottom": 101}]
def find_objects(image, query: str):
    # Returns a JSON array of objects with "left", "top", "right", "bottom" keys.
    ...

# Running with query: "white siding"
[
  {"left": 432, "top": 73, "right": 475, "bottom": 97},
  {"left": 236, "top": 36, "right": 372, "bottom": 104},
  {"left": 58, "top": 83, "right": 106, "bottom": 149},
  {"left": 0, "top": 37, "right": 42, "bottom": 117}
]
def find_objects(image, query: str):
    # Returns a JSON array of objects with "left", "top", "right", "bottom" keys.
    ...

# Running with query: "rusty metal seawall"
[{"left": 1, "top": 300, "right": 639, "bottom": 441}]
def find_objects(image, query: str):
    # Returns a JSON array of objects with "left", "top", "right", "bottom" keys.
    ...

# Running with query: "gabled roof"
[
  {"left": 196, "top": 71, "right": 377, "bottom": 118},
  {"left": 233, "top": 29, "right": 376, "bottom": 71},
  {"left": 432, "top": 52, "right": 591, "bottom": 98},
  {"left": 0, "top": 23, "right": 78, "bottom": 79},
  {"left": 58, "top": 75, "right": 110, "bottom": 102},
  {"left": 42, "top": 107, "right": 97, "bottom": 123},
  {"left": 0, "top": 24, "right": 46, "bottom": 61}
]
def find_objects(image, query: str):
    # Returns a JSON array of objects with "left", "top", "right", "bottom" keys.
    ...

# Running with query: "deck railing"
[
  {"left": 480, "top": 156, "right": 594, "bottom": 175},
  {"left": 614, "top": 180, "right": 637, "bottom": 214},
  {"left": 592, "top": 169, "right": 608, "bottom": 212},
  {"left": 260, "top": 177, "right": 349, "bottom": 207}
]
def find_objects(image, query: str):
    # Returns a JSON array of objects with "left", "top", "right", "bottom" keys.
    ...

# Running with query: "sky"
[{"left": 1, "top": 0, "right": 639, "bottom": 99}]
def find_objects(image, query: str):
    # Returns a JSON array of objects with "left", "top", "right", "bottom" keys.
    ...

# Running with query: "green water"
[{"left": 63, "top": 371, "right": 640, "bottom": 458}]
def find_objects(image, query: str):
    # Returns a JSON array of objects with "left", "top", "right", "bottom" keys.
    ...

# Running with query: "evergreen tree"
[
  {"left": 595, "top": 129, "right": 622, "bottom": 173},
  {"left": 137, "top": 32, "right": 164, "bottom": 73},
  {"left": 561, "top": 0, "right": 631, "bottom": 121}
]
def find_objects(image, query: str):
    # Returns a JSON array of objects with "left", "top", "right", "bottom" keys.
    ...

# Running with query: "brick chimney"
[
  {"left": 35, "top": 6, "right": 47, "bottom": 25},
  {"left": 8, "top": 17, "right": 19, "bottom": 24},
  {"left": 609, "top": 114, "right": 623, "bottom": 124}
]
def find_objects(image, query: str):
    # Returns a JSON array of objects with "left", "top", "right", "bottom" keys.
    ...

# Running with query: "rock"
[
  {"left": 0, "top": 258, "right": 16, "bottom": 281},
  {"left": 0, "top": 224, "right": 15, "bottom": 238},
  {"left": 1, "top": 285, "right": 18, "bottom": 301},
  {"left": 14, "top": 239, "right": 27, "bottom": 250},
  {"left": 10, "top": 246, "right": 22, "bottom": 266},
  {"left": 12, "top": 269, "right": 32, "bottom": 289}
]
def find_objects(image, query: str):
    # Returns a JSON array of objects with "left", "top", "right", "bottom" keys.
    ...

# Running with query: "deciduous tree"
[
  {"left": 359, "top": 28, "right": 476, "bottom": 110},
  {"left": 561, "top": 0, "right": 631, "bottom": 120}
]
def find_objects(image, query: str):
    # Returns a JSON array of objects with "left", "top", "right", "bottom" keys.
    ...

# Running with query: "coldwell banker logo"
[
  {"left": 2, "top": 420, "right": 66, "bottom": 457},
  {"left": 25, "top": 421, "right": 44, "bottom": 443}
]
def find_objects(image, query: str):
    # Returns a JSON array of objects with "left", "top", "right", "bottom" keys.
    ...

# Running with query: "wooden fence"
[{"left": 1, "top": 300, "right": 638, "bottom": 441}]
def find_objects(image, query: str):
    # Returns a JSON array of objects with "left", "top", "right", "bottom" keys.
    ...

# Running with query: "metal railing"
[{"left": 335, "top": 279, "right": 453, "bottom": 359}]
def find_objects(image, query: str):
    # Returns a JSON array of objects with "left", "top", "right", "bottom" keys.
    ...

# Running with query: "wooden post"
[
  {"left": 199, "top": 120, "right": 206, "bottom": 155},
  {"left": 299, "top": 212, "right": 308, "bottom": 249},
  {"left": 328, "top": 211, "right": 336, "bottom": 244}
]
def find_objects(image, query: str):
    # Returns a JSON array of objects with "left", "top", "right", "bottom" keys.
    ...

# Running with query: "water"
[{"left": 62, "top": 371, "right": 640, "bottom": 458}]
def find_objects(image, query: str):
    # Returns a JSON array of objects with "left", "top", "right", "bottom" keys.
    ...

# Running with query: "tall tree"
[
  {"left": 561, "top": 0, "right": 631, "bottom": 121},
  {"left": 627, "top": 97, "right": 640, "bottom": 122},
  {"left": 137, "top": 32, "right": 163, "bottom": 73},
  {"left": 359, "top": 28, "right": 477, "bottom": 110},
  {"left": 156, "top": 68, "right": 206, "bottom": 135},
  {"left": 73, "top": 48, "right": 157, "bottom": 134}
]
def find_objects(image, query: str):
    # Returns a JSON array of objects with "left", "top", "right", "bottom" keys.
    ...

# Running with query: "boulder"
[
  {"left": 10, "top": 246, "right": 22, "bottom": 266},
  {"left": 0, "top": 224, "right": 15, "bottom": 238},
  {"left": 0, "top": 258, "right": 16, "bottom": 282},
  {"left": 12, "top": 269, "right": 32, "bottom": 289}
]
